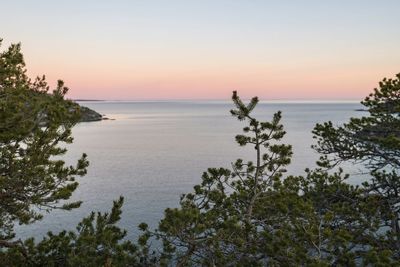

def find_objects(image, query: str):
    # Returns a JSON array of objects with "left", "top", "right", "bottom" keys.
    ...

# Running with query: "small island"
[
  {"left": 78, "top": 105, "right": 104, "bottom": 122},
  {"left": 37, "top": 96, "right": 106, "bottom": 126}
]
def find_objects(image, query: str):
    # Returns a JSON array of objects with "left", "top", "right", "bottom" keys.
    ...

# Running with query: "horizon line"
[{"left": 72, "top": 98, "right": 362, "bottom": 103}]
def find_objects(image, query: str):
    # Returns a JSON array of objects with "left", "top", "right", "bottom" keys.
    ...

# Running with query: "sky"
[{"left": 1, "top": 0, "right": 400, "bottom": 100}]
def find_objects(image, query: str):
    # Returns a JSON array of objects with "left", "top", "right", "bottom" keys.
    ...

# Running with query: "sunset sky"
[{"left": 2, "top": 0, "right": 400, "bottom": 100}]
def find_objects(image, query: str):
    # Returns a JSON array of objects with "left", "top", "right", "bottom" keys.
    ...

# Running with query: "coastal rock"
[
  {"left": 38, "top": 104, "right": 104, "bottom": 126},
  {"left": 78, "top": 106, "right": 103, "bottom": 122}
]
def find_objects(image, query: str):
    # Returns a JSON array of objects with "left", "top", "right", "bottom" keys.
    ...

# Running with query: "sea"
[{"left": 15, "top": 100, "right": 366, "bottom": 241}]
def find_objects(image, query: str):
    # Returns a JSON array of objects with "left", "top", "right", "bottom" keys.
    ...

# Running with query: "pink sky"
[
  {"left": 25, "top": 54, "right": 397, "bottom": 100},
  {"left": 3, "top": 1, "right": 399, "bottom": 100}
]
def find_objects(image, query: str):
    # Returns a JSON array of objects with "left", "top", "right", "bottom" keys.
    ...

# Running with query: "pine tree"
[
  {"left": 2, "top": 37, "right": 399, "bottom": 265},
  {"left": 313, "top": 73, "right": 400, "bottom": 262},
  {"left": 0, "top": 39, "right": 153, "bottom": 266},
  {"left": 1, "top": 197, "right": 152, "bottom": 267},
  {"left": 0, "top": 39, "right": 88, "bottom": 255},
  {"left": 141, "top": 89, "right": 400, "bottom": 266},
  {"left": 140, "top": 91, "right": 303, "bottom": 265}
]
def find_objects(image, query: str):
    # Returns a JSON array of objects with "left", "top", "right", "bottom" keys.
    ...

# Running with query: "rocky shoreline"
[{"left": 79, "top": 106, "right": 104, "bottom": 122}]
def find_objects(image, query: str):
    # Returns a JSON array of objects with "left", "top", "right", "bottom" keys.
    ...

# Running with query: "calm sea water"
[{"left": 16, "top": 101, "right": 364, "bottom": 240}]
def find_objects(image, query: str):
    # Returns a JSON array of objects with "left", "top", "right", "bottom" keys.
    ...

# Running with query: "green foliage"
[
  {"left": 153, "top": 91, "right": 295, "bottom": 265},
  {"left": 0, "top": 197, "right": 152, "bottom": 267},
  {"left": 137, "top": 88, "right": 400, "bottom": 266},
  {"left": 0, "top": 39, "right": 89, "bottom": 253},
  {"left": 0, "top": 41, "right": 89, "bottom": 235},
  {"left": 313, "top": 73, "right": 400, "bottom": 263},
  {"left": 1, "top": 37, "right": 399, "bottom": 266},
  {"left": 0, "top": 38, "right": 155, "bottom": 266},
  {"left": 313, "top": 73, "right": 400, "bottom": 170},
  {"left": 139, "top": 92, "right": 338, "bottom": 265}
]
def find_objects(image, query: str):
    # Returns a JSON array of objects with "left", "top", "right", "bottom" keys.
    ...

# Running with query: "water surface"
[{"left": 16, "top": 101, "right": 364, "bottom": 240}]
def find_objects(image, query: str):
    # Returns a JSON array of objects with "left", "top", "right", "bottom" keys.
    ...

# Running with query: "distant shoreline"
[
  {"left": 73, "top": 99, "right": 361, "bottom": 104},
  {"left": 74, "top": 99, "right": 105, "bottom": 102}
]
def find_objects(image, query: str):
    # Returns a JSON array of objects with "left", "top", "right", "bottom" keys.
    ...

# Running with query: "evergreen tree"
[
  {"left": 1, "top": 197, "right": 152, "bottom": 267},
  {"left": 2, "top": 37, "right": 399, "bottom": 266},
  {"left": 313, "top": 73, "right": 400, "bottom": 263},
  {"left": 0, "top": 39, "right": 89, "bottom": 255},
  {"left": 141, "top": 90, "right": 399, "bottom": 266},
  {"left": 0, "top": 39, "right": 151, "bottom": 266},
  {"left": 313, "top": 74, "right": 400, "bottom": 170}
]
